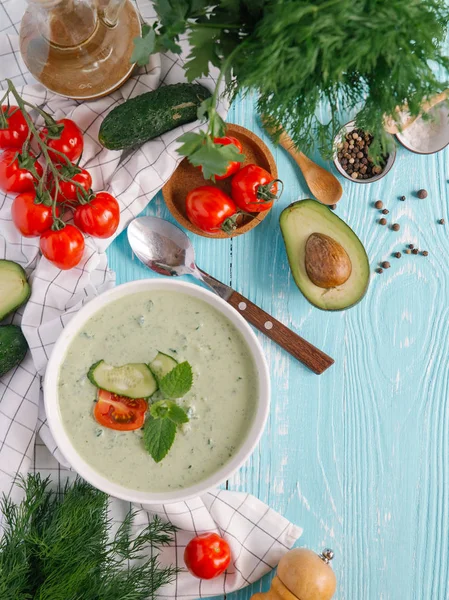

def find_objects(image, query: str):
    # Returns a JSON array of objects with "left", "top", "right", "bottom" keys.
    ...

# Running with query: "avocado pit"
[{"left": 305, "top": 232, "right": 352, "bottom": 288}]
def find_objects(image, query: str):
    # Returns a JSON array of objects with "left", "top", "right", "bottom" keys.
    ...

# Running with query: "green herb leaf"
[
  {"left": 150, "top": 399, "right": 170, "bottom": 419},
  {"left": 177, "top": 131, "right": 206, "bottom": 156},
  {"left": 131, "top": 26, "right": 156, "bottom": 67},
  {"left": 187, "top": 137, "right": 244, "bottom": 180},
  {"left": 159, "top": 361, "right": 193, "bottom": 398},
  {"left": 168, "top": 402, "right": 189, "bottom": 424},
  {"left": 143, "top": 416, "right": 177, "bottom": 462},
  {"left": 185, "top": 27, "right": 222, "bottom": 81}
]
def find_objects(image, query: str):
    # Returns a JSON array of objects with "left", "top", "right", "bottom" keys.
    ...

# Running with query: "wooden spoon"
[
  {"left": 263, "top": 121, "right": 343, "bottom": 205},
  {"left": 384, "top": 89, "right": 449, "bottom": 134}
]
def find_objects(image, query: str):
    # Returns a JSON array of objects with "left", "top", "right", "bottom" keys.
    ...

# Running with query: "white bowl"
[
  {"left": 333, "top": 119, "right": 396, "bottom": 184},
  {"left": 44, "top": 279, "right": 270, "bottom": 504},
  {"left": 396, "top": 103, "right": 449, "bottom": 155}
]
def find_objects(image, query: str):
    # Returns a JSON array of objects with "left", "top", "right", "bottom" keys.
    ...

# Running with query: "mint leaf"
[
  {"left": 159, "top": 362, "right": 193, "bottom": 399},
  {"left": 150, "top": 400, "right": 170, "bottom": 419},
  {"left": 143, "top": 417, "right": 176, "bottom": 463},
  {"left": 131, "top": 26, "right": 156, "bottom": 67},
  {"left": 168, "top": 403, "right": 189, "bottom": 424},
  {"left": 188, "top": 138, "right": 244, "bottom": 180}
]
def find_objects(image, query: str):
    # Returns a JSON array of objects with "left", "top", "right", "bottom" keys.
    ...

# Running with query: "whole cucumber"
[
  {"left": 99, "top": 83, "right": 212, "bottom": 150},
  {"left": 0, "top": 325, "right": 28, "bottom": 377}
]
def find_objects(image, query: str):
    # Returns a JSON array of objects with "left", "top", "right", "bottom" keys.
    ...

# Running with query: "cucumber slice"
[
  {"left": 149, "top": 351, "right": 178, "bottom": 381},
  {"left": 87, "top": 360, "right": 157, "bottom": 398}
]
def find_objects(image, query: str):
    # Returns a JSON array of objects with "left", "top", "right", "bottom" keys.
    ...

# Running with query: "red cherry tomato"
[
  {"left": 74, "top": 191, "right": 120, "bottom": 238},
  {"left": 209, "top": 136, "right": 243, "bottom": 180},
  {"left": 39, "top": 224, "right": 85, "bottom": 270},
  {"left": 0, "top": 149, "right": 43, "bottom": 194},
  {"left": 184, "top": 533, "right": 231, "bottom": 580},
  {"left": 231, "top": 164, "right": 281, "bottom": 212},
  {"left": 186, "top": 186, "right": 238, "bottom": 234},
  {"left": 11, "top": 191, "right": 57, "bottom": 237},
  {"left": 0, "top": 106, "right": 29, "bottom": 149},
  {"left": 48, "top": 163, "right": 92, "bottom": 203},
  {"left": 94, "top": 389, "right": 148, "bottom": 431},
  {"left": 39, "top": 118, "right": 84, "bottom": 163}
]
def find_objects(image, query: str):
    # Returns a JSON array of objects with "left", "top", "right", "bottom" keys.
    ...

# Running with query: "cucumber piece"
[
  {"left": 0, "top": 325, "right": 28, "bottom": 377},
  {"left": 98, "top": 83, "right": 211, "bottom": 150},
  {"left": 0, "top": 260, "right": 31, "bottom": 321},
  {"left": 87, "top": 360, "right": 157, "bottom": 398},
  {"left": 149, "top": 351, "right": 178, "bottom": 381}
]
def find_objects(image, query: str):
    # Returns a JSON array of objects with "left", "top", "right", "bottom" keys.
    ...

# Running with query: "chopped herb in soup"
[{"left": 58, "top": 291, "right": 258, "bottom": 492}]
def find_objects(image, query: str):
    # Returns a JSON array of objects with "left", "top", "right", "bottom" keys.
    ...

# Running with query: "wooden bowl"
[{"left": 162, "top": 123, "right": 277, "bottom": 238}]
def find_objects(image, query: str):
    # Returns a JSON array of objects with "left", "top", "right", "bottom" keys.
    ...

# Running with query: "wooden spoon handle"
[
  {"left": 384, "top": 89, "right": 449, "bottom": 134},
  {"left": 227, "top": 290, "right": 334, "bottom": 375}
]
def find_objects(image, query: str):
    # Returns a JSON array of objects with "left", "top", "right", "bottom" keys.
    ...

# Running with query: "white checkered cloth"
[{"left": 0, "top": 0, "right": 302, "bottom": 597}]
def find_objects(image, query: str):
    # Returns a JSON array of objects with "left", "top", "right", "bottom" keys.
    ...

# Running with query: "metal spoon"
[{"left": 128, "top": 216, "right": 334, "bottom": 375}]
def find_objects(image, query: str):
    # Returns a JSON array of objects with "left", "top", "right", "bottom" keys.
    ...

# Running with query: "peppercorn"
[
  {"left": 405, "top": 249, "right": 411, "bottom": 254},
  {"left": 374, "top": 200, "right": 383, "bottom": 209},
  {"left": 412, "top": 248, "right": 419, "bottom": 255},
  {"left": 381, "top": 261, "right": 391, "bottom": 269},
  {"left": 330, "top": 204, "right": 337, "bottom": 210},
  {"left": 439, "top": 218, "right": 445, "bottom": 225},
  {"left": 394, "top": 252, "right": 401, "bottom": 258},
  {"left": 400, "top": 195, "right": 406, "bottom": 201},
  {"left": 409, "top": 244, "right": 414, "bottom": 249},
  {"left": 337, "top": 128, "right": 386, "bottom": 180},
  {"left": 417, "top": 189, "right": 428, "bottom": 199},
  {"left": 382, "top": 208, "right": 389, "bottom": 214},
  {"left": 379, "top": 218, "right": 387, "bottom": 226},
  {"left": 392, "top": 223, "right": 400, "bottom": 231},
  {"left": 376, "top": 268, "right": 383, "bottom": 274},
  {"left": 422, "top": 250, "right": 429, "bottom": 256}
]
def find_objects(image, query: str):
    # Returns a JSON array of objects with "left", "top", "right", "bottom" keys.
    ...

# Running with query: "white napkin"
[{"left": 0, "top": 1, "right": 302, "bottom": 597}]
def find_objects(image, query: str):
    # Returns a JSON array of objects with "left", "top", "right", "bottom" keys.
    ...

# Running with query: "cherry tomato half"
[
  {"left": 0, "top": 105, "right": 29, "bottom": 149},
  {"left": 40, "top": 118, "right": 84, "bottom": 163},
  {"left": 48, "top": 163, "right": 92, "bottom": 203},
  {"left": 11, "top": 191, "right": 57, "bottom": 237},
  {"left": 231, "top": 164, "right": 281, "bottom": 212},
  {"left": 186, "top": 186, "right": 238, "bottom": 234},
  {"left": 209, "top": 136, "right": 243, "bottom": 181},
  {"left": 184, "top": 533, "right": 231, "bottom": 580},
  {"left": 74, "top": 191, "right": 120, "bottom": 238},
  {"left": 39, "top": 224, "right": 85, "bottom": 270},
  {"left": 0, "top": 149, "right": 43, "bottom": 194},
  {"left": 94, "top": 389, "right": 148, "bottom": 431}
]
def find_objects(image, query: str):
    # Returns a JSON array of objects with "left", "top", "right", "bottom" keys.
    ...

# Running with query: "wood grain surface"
[{"left": 107, "top": 96, "right": 449, "bottom": 600}]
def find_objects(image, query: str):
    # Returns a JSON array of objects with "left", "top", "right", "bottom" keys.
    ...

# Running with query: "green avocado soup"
[{"left": 57, "top": 290, "right": 259, "bottom": 492}]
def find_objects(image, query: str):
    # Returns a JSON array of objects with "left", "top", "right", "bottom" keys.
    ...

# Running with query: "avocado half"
[
  {"left": 280, "top": 199, "right": 370, "bottom": 311},
  {"left": 0, "top": 260, "right": 31, "bottom": 321}
]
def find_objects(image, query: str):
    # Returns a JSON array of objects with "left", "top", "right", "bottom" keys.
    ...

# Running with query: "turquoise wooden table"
[{"left": 108, "top": 95, "right": 449, "bottom": 600}]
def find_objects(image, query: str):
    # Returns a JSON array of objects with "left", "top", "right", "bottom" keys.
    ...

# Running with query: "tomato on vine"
[
  {"left": 0, "top": 148, "right": 43, "bottom": 194},
  {"left": 231, "top": 164, "right": 282, "bottom": 212},
  {"left": 0, "top": 105, "right": 29, "bottom": 149},
  {"left": 186, "top": 186, "right": 239, "bottom": 234},
  {"left": 48, "top": 163, "right": 92, "bottom": 203},
  {"left": 11, "top": 191, "right": 57, "bottom": 237},
  {"left": 39, "top": 224, "right": 85, "bottom": 270},
  {"left": 204, "top": 136, "right": 243, "bottom": 180},
  {"left": 74, "top": 191, "right": 120, "bottom": 238},
  {"left": 39, "top": 118, "right": 84, "bottom": 163}
]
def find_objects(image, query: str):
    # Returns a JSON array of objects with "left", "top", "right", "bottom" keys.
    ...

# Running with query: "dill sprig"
[
  {"left": 135, "top": 0, "right": 449, "bottom": 171},
  {"left": 0, "top": 475, "right": 178, "bottom": 599}
]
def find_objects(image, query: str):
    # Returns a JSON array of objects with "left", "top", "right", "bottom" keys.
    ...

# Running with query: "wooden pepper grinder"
[{"left": 251, "top": 548, "right": 336, "bottom": 600}]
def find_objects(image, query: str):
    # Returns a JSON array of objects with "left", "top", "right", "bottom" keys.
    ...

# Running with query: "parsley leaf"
[
  {"left": 184, "top": 27, "right": 222, "bottom": 82},
  {"left": 131, "top": 25, "right": 156, "bottom": 67},
  {"left": 143, "top": 417, "right": 177, "bottom": 463},
  {"left": 159, "top": 362, "right": 193, "bottom": 399},
  {"left": 177, "top": 131, "right": 206, "bottom": 156},
  {"left": 185, "top": 137, "right": 244, "bottom": 181}
]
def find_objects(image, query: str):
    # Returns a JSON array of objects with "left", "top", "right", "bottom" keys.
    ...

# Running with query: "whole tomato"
[
  {"left": 11, "top": 192, "right": 57, "bottom": 237},
  {"left": 0, "top": 106, "right": 29, "bottom": 149},
  {"left": 49, "top": 163, "right": 92, "bottom": 203},
  {"left": 208, "top": 136, "right": 243, "bottom": 181},
  {"left": 39, "top": 118, "right": 84, "bottom": 163},
  {"left": 186, "top": 186, "right": 238, "bottom": 234},
  {"left": 0, "top": 149, "right": 43, "bottom": 194},
  {"left": 39, "top": 224, "right": 85, "bottom": 270},
  {"left": 184, "top": 533, "right": 231, "bottom": 580},
  {"left": 74, "top": 191, "right": 120, "bottom": 238},
  {"left": 231, "top": 164, "right": 281, "bottom": 212}
]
